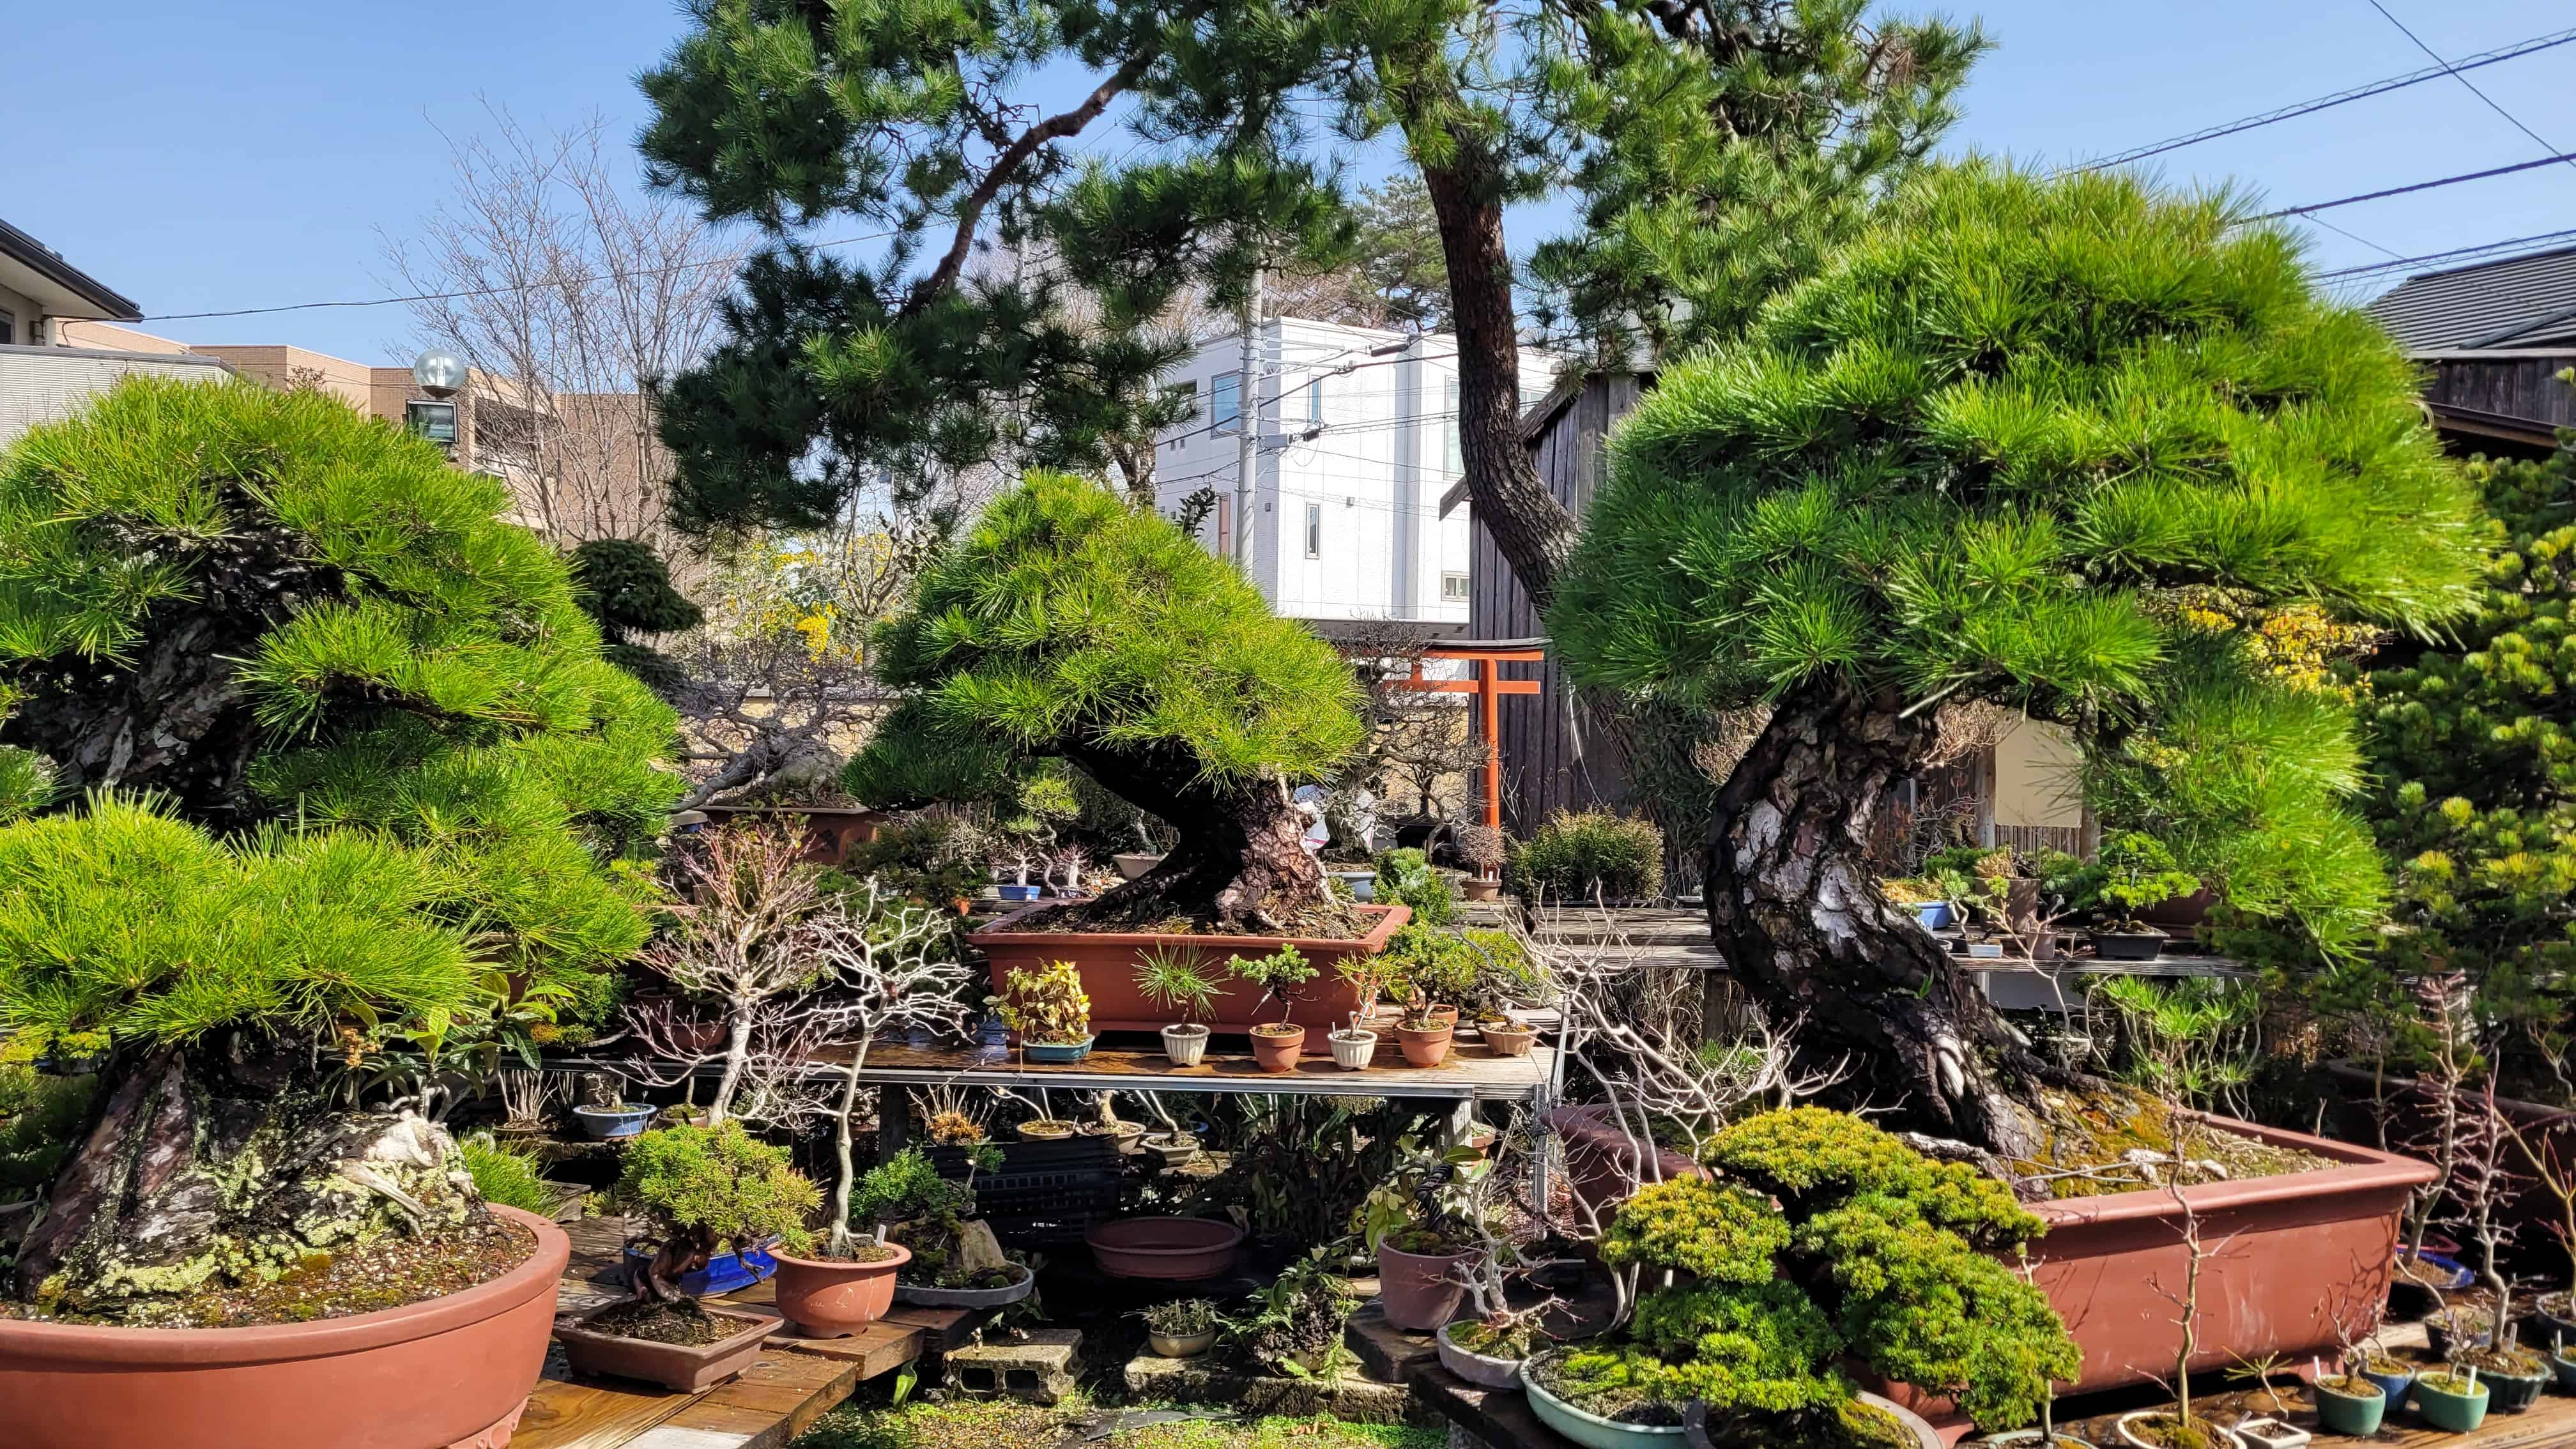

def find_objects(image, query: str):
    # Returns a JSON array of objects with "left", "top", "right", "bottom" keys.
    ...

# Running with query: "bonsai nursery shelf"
[{"left": 806, "top": 1036, "right": 1556, "bottom": 1101}]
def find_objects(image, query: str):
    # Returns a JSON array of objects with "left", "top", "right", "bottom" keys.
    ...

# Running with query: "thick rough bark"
[
  {"left": 1416, "top": 151, "right": 1583, "bottom": 613},
  {"left": 15, "top": 1047, "right": 485, "bottom": 1321},
  {"left": 1067, "top": 742, "right": 1325, "bottom": 931},
  {"left": 1703, "top": 679, "right": 2067, "bottom": 1160}
]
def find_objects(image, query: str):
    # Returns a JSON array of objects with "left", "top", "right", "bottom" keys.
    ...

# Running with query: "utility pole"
[{"left": 1231, "top": 263, "right": 1262, "bottom": 571}]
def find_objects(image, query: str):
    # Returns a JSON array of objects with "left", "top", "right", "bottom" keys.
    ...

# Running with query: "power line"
[
  {"left": 2316, "top": 227, "right": 2576, "bottom": 280},
  {"left": 2064, "top": 24, "right": 2576, "bottom": 174},
  {"left": 2363, "top": 1, "right": 2576, "bottom": 174},
  {"left": 2250, "top": 150, "right": 2576, "bottom": 220},
  {"left": 140, "top": 228, "right": 900, "bottom": 323}
]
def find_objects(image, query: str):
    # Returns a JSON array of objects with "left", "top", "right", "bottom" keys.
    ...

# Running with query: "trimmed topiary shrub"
[
  {"left": 614, "top": 1121, "right": 820, "bottom": 1300},
  {"left": 1508, "top": 809, "right": 1664, "bottom": 902}
]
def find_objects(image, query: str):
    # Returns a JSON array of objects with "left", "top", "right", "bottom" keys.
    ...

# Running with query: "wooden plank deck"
[{"left": 516, "top": 1217, "right": 970, "bottom": 1449}]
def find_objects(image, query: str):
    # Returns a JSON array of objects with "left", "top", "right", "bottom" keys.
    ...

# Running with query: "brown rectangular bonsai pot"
[
  {"left": 553, "top": 1302, "right": 776, "bottom": 1393},
  {"left": 969, "top": 901, "right": 1411, "bottom": 1047}
]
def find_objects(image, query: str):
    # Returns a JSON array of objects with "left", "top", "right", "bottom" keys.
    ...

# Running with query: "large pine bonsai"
[
  {"left": 846, "top": 473, "right": 1363, "bottom": 931},
  {"left": 1552, "top": 164, "right": 2486, "bottom": 1156},
  {"left": 0, "top": 377, "right": 677, "bottom": 1319}
]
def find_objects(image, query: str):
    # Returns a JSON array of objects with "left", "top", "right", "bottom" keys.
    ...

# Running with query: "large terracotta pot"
[
  {"left": 1377, "top": 1241, "right": 1476, "bottom": 1332},
  {"left": 1085, "top": 1215, "right": 1244, "bottom": 1280},
  {"left": 770, "top": 1242, "right": 909, "bottom": 1338},
  {"left": 693, "top": 804, "right": 882, "bottom": 865},
  {"left": 0, "top": 1205, "right": 568, "bottom": 1449},
  {"left": 1880, "top": 1114, "right": 2433, "bottom": 1423},
  {"left": 1543, "top": 1103, "right": 1709, "bottom": 1215},
  {"left": 968, "top": 902, "right": 1411, "bottom": 1044},
  {"left": 2323, "top": 1058, "right": 2574, "bottom": 1271}
]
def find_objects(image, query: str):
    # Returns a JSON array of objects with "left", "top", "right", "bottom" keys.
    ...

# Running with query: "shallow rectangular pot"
[
  {"left": 553, "top": 1303, "right": 776, "bottom": 1392},
  {"left": 969, "top": 902, "right": 1409, "bottom": 1045}
]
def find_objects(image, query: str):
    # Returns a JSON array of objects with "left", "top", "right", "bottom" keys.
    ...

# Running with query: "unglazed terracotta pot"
[
  {"left": 1250, "top": 1024, "right": 1307, "bottom": 1072},
  {"left": 0, "top": 1205, "right": 567, "bottom": 1449},
  {"left": 553, "top": 1303, "right": 774, "bottom": 1392},
  {"left": 1085, "top": 1216, "right": 1243, "bottom": 1280},
  {"left": 1377, "top": 1242, "right": 1475, "bottom": 1331},
  {"left": 1478, "top": 1022, "right": 1537, "bottom": 1057},
  {"left": 770, "top": 1243, "right": 908, "bottom": 1338},
  {"left": 969, "top": 902, "right": 1411, "bottom": 1040},
  {"left": 1395, "top": 1021, "right": 1454, "bottom": 1067}
]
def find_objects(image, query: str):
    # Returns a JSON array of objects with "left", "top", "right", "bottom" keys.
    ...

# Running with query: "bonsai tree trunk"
[
  {"left": 17, "top": 1046, "right": 486, "bottom": 1319},
  {"left": 824, "top": 1041, "right": 871, "bottom": 1259},
  {"left": 1070, "top": 742, "right": 1326, "bottom": 932},
  {"left": 1703, "top": 678, "right": 2071, "bottom": 1160},
  {"left": 709, "top": 997, "right": 756, "bottom": 1126},
  {"left": 635, "top": 1222, "right": 719, "bottom": 1304}
]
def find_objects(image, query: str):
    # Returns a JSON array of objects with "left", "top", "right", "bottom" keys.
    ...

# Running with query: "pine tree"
[
  {"left": 0, "top": 376, "right": 677, "bottom": 1316},
  {"left": 1551, "top": 165, "right": 2485, "bottom": 1154},
  {"left": 2361, "top": 376, "right": 2576, "bottom": 1048},
  {"left": 569, "top": 537, "right": 706, "bottom": 697},
  {"left": 845, "top": 472, "right": 1363, "bottom": 928}
]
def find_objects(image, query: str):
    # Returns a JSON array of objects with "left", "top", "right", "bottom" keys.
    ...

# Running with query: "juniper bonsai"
[
  {"left": 1551, "top": 163, "right": 2485, "bottom": 1156},
  {"left": 0, "top": 377, "right": 677, "bottom": 1319},
  {"left": 846, "top": 472, "right": 1364, "bottom": 930}
]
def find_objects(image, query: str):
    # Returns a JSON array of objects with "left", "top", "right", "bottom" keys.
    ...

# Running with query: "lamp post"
[{"left": 406, "top": 348, "right": 466, "bottom": 454}]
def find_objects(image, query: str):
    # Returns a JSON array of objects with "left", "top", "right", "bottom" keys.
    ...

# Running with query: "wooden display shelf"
[{"left": 815, "top": 1034, "right": 1554, "bottom": 1101}]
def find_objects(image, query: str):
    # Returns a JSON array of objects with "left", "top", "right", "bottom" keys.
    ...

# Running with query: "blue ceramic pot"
[
  {"left": 997, "top": 884, "right": 1041, "bottom": 902},
  {"left": 1024, "top": 1035, "right": 1096, "bottom": 1064},
  {"left": 2402, "top": 1248, "right": 2476, "bottom": 1291},
  {"left": 2358, "top": 1360, "right": 2416, "bottom": 1411},
  {"left": 625, "top": 1243, "right": 779, "bottom": 1296},
  {"left": 1913, "top": 901, "right": 1956, "bottom": 930},
  {"left": 573, "top": 1103, "right": 654, "bottom": 1139}
]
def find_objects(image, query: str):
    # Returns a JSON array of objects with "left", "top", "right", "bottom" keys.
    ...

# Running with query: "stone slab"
[
  {"left": 1344, "top": 1301, "right": 1439, "bottom": 1384},
  {"left": 1123, "top": 1349, "right": 1427, "bottom": 1425}
]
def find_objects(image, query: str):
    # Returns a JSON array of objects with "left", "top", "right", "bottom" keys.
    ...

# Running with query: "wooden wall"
[
  {"left": 1471, "top": 372, "right": 1645, "bottom": 836},
  {"left": 2420, "top": 351, "right": 2576, "bottom": 429}
]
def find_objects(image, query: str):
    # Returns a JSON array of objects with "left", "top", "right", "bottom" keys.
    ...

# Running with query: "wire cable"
[
  {"left": 2250, "top": 150, "right": 2576, "bottom": 220},
  {"left": 2317, "top": 227, "right": 2576, "bottom": 280},
  {"left": 2363, "top": 1, "right": 2575, "bottom": 173}
]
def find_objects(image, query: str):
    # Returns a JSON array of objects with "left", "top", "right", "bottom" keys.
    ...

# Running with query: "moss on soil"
[
  {"left": 9, "top": 1214, "right": 535, "bottom": 1329},
  {"left": 1017, "top": 889, "right": 1372, "bottom": 941},
  {"left": 2011, "top": 1087, "right": 2337, "bottom": 1198},
  {"left": 583, "top": 1300, "right": 746, "bottom": 1346}
]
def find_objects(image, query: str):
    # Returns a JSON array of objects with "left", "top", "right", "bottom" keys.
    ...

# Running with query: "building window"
[
  {"left": 1307, "top": 378, "right": 1325, "bottom": 424},
  {"left": 1212, "top": 372, "right": 1241, "bottom": 433},
  {"left": 1444, "top": 376, "right": 1461, "bottom": 473},
  {"left": 1304, "top": 502, "right": 1322, "bottom": 558},
  {"left": 1442, "top": 571, "right": 1470, "bottom": 602},
  {"left": 0, "top": 310, "right": 15, "bottom": 346}
]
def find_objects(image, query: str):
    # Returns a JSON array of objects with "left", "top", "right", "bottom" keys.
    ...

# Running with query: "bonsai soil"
[
  {"left": 2011, "top": 1089, "right": 2338, "bottom": 1199},
  {"left": 581, "top": 1299, "right": 744, "bottom": 1346},
  {"left": 2120, "top": 1414, "right": 2230, "bottom": 1449},
  {"left": 811, "top": 1243, "right": 900, "bottom": 1264},
  {"left": 3, "top": 1213, "right": 535, "bottom": 1329}
]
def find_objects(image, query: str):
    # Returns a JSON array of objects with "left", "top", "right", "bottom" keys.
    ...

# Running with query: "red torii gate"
[{"left": 1398, "top": 638, "right": 1545, "bottom": 834}]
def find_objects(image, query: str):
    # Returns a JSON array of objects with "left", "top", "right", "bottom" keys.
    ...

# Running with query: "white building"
[{"left": 1152, "top": 316, "right": 1556, "bottom": 628}]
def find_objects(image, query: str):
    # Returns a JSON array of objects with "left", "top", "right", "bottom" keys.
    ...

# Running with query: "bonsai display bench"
[
  {"left": 809, "top": 1034, "right": 1555, "bottom": 1101},
  {"left": 513, "top": 1216, "right": 979, "bottom": 1449}
]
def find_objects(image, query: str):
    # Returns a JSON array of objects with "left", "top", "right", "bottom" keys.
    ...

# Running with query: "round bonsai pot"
[
  {"left": 1250, "top": 1023, "right": 1307, "bottom": 1072},
  {"left": 2411, "top": 1372, "right": 2490, "bottom": 1433},
  {"left": 1022, "top": 1034, "right": 1095, "bottom": 1064},
  {"left": 1377, "top": 1241, "right": 1475, "bottom": 1331},
  {"left": 1016, "top": 1119, "right": 1077, "bottom": 1140},
  {"left": 1434, "top": 1321, "right": 1522, "bottom": 1389},
  {"left": 769, "top": 1243, "right": 909, "bottom": 1338},
  {"left": 1395, "top": 1021, "right": 1454, "bottom": 1068},
  {"left": 1681, "top": 1394, "right": 1937, "bottom": 1449},
  {"left": 1330, "top": 1028, "right": 1377, "bottom": 1070},
  {"left": 1462, "top": 877, "right": 1501, "bottom": 902},
  {"left": 2112, "top": 1412, "right": 2243, "bottom": 1448},
  {"left": 2358, "top": 1356, "right": 2416, "bottom": 1411},
  {"left": 572, "top": 1103, "right": 652, "bottom": 1139},
  {"left": 1114, "top": 852, "right": 1164, "bottom": 881},
  {"left": 1332, "top": 870, "right": 1377, "bottom": 901},
  {"left": 1479, "top": 1022, "right": 1537, "bottom": 1057},
  {"left": 1085, "top": 1216, "right": 1243, "bottom": 1280},
  {"left": 1148, "top": 1327, "right": 1216, "bottom": 1358},
  {"left": 1161, "top": 1022, "right": 1210, "bottom": 1066},
  {"left": 1520, "top": 1355, "right": 1684, "bottom": 1447},
  {"left": 2312, "top": 1376, "right": 2386, "bottom": 1436},
  {"left": 0, "top": 1205, "right": 567, "bottom": 1449},
  {"left": 893, "top": 1262, "right": 1036, "bottom": 1308}
]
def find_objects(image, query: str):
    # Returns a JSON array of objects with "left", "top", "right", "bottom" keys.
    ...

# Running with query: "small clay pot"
[
  {"left": 1377, "top": 1242, "right": 1475, "bottom": 1331},
  {"left": 1330, "top": 1029, "right": 1377, "bottom": 1070},
  {"left": 554, "top": 1303, "right": 776, "bottom": 1392},
  {"left": 1396, "top": 1020, "right": 1454, "bottom": 1067},
  {"left": 1427, "top": 1004, "right": 1460, "bottom": 1027},
  {"left": 1251, "top": 1023, "right": 1307, "bottom": 1072},
  {"left": 1161, "top": 1023, "right": 1209, "bottom": 1066},
  {"left": 1479, "top": 1022, "right": 1537, "bottom": 1057},
  {"left": 770, "top": 1243, "right": 909, "bottom": 1338},
  {"left": 1149, "top": 1327, "right": 1216, "bottom": 1358},
  {"left": 1462, "top": 877, "right": 1501, "bottom": 902}
]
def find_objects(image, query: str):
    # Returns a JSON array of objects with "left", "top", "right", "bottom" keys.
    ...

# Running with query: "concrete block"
[
  {"left": 1344, "top": 1301, "right": 1438, "bottom": 1384},
  {"left": 947, "top": 1327, "right": 1080, "bottom": 1404}
]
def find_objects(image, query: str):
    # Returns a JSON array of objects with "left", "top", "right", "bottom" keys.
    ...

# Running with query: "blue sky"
[{"left": 8, "top": 1, "right": 2570, "bottom": 363}]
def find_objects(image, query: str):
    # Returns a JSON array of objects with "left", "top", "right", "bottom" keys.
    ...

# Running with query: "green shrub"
[
  {"left": 460, "top": 1132, "right": 553, "bottom": 1215},
  {"left": 1508, "top": 810, "right": 1664, "bottom": 902},
  {"left": 613, "top": 1121, "right": 818, "bottom": 1255},
  {"left": 849, "top": 1147, "right": 972, "bottom": 1229},
  {"left": 1370, "top": 848, "right": 1454, "bottom": 926},
  {"left": 835, "top": 815, "right": 989, "bottom": 907}
]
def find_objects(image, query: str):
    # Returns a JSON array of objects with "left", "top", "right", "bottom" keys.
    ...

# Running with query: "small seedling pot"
[
  {"left": 1160, "top": 1022, "right": 1210, "bottom": 1066},
  {"left": 1250, "top": 1023, "right": 1307, "bottom": 1071},
  {"left": 1329, "top": 1028, "right": 1377, "bottom": 1070},
  {"left": 2357, "top": 1358, "right": 2416, "bottom": 1412},
  {"left": 2476, "top": 1353, "right": 2550, "bottom": 1413},
  {"left": 2311, "top": 1377, "right": 2386, "bottom": 1437},
  {"left": 1435, "top": 1321, "right": 1524, "bottom": 1390},
  {"left": 1479, "top": 1022, "right": 1538, "bottom": 1057},
  {"left": 2552, "top": 1349, "right": 2576, "bottom": 1395},
  {"left": 1396, "top": 1020, "right": 1455, "bottom": 1067},
  {"left": 2412, "top": 1372, "right": 2490, "bottom": 1433},
  {"left": 1022, "top": 1034, "right": 1094, "bottom": 1064},
  {"left": 573, "top": 1103, "right": 654, "bottom": 1139},
  {"left": 2230, "top": 1416, "right": 2308, "bottom": 1449},
  {"left": 2112, "top": 1412, "right": 2243, "bottom": 1449}
]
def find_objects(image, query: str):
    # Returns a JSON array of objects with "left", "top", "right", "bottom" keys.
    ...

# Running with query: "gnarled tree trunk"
[
  {"left": 1703, "top": 678, "right": 2067, "bottom": 1160},
  {"left": 17, "top": 1046, "right": 486, "bottom": 1321},
  {"left": 1067, "top": 742, "right": 1324, "bottom": 933}
]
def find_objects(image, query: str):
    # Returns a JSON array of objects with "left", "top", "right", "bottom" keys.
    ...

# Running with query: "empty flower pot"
[
  {"left": 769, "top": 1243, "right": 908, "bottom": 1338},
  {"left": 1085, "top": 1216, "right": 1243, "bottom": 1280},
  {"left": 1395, "top": 1021, "right": 1453, "bottom": 1067},
  {"left": 1330, "top": 1029, "right": 1377, "bottom": 1070},
  {"left": 1250, "top": 1024, "right": 1306, "bottom": 1071}
]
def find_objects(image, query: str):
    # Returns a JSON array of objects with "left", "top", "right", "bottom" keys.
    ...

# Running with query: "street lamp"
[{"left": 406, "top": 348, "right": 466, "bottom": 451}]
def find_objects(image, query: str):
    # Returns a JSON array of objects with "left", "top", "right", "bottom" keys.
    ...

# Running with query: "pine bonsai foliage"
[
  {"left": 1558, "top": 1108, "right": 2075, "bottom": 1438},
  {"left": 569, "top": 537, "right": 705, "bottom": 698},
  {"left": 2361, "top": 380, "right": 2576, "bottom": 1045},
  {"left": 0, "top": 377, "right": 677, "bottom": 1317},
  {"left": 847, "top": 472, "right": 1363, "bottom": 929},
  {"left": 1550, "top": 163, "right": 2484, "bottom": 1154}
]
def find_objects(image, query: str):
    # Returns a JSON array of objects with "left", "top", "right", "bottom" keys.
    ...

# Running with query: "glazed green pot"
[
  {"left": 2312, "top": 1377, "right": 2385, "bottom": 1437},
  {"left": 2413, "top": 1373, "right": 2490, "bottom": 1433}
]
